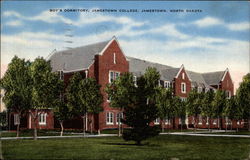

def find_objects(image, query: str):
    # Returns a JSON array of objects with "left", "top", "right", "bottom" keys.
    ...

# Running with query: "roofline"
[
  {"left": 221, "top": 68, "right": 233, "bottom": 82},
  {"left": 61, "top": 68, "right": 87, "bottom": 73},
  {"left": 99, "top": 36, "right": 117, "bottom": 56},
  {"left": 175, "top": 64, "right": 192, "bottom": 81}
]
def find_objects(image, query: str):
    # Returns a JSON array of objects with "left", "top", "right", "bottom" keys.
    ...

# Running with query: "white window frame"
[
  {"left": 39, "top": 113, "right": 46, "bottom": 125},
  {"left": 116, "top": 112, "right": 123, "bottom": 125},
  {"left": 226, "top": 91, "right": 231, "bottom": 99},
  {"left": 109, "top": 71, "right": 120, "bottom": 83},
  {"left": 181, "top": 82, "right": 186, "bottom": 93},
  {"left": 164, "top": 81, "right": 171, "bottom": 89},
  {"left": 14, "top": 114, "right": 20, "bottom": 125},
  {"left": 180, "top": 97, "right": 186, "bottom": 102},
  {"left": 154, "top": 118, "right": 160, "bottom": 125},
  {"left": 165, "top": 119, "right": 171, "bottom": 125},
  {"left": 206, "top": 117, "right": 209, "bottom": 125},
  {"left": 113, "top": 53, "right": 116, "bottom": 64},
  {"left": 198, "top": 87, "right": 203, "bottom": 93},
  {"left": 198, "top": 115, "right": 202, "bottom": 125},
  {"left": 213, "top": 119, "right": 217, "bottom": 125},
  {"left": 182, "top": 73, "right": 185, "bottom": 79},
  {"left": 106, "top": 112, "right": 114, "bottom": 125},
  {"left": 133, "top": 76, "right": 137, "bottom": 86}
]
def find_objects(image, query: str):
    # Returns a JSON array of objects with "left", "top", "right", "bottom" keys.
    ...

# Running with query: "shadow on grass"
[{"left": 102, "top": 142, "right": 160, "bottom": 147}]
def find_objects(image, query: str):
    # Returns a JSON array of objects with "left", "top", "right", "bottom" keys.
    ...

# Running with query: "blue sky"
[{"left": 1, "top": 1, "right": 249, "bottom": 89}]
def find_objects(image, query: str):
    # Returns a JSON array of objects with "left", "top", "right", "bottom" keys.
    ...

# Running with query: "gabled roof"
[
  {"left": 160, "top": 68, "right": 180, "bottom": 81},
  {"left": 49, "top": 40, "right": 109, "bottom": 72},
  {"left": 202, "top": 71, "right": 225, "bottom": 85},
  {"left": 186, "top": 71, "right": 210, "bottom": 88},
  {"left": 126, "top": 56, "right": 173, "bottom": 75}
]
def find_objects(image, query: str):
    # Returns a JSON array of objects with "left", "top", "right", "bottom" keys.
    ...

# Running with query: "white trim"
[
  {"left": 154, "top": 118, "right": 160, "bottom": 125},
  {"left": 221, "top": 68, "right": 229, "bottom": 82},
  {"left": 175, "top": 65, "right": 192, "bottom": 81},
  {"left": 114, "top": 53, "right": 116, "bottom": 64},
  {"left": 29, "top": 114, "right": 31, "bottom": 129},
  {"left": 39, "top": 113, "right": 47, "bottom": 125},
  {"left": 106, "top": 112, "right": 114, "bottom": 125},
  {"left": 85, "top": 70, "right": 88, "bottom": 78}
]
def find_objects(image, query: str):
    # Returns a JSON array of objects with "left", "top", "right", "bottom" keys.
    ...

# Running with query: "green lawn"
[{"left": 2, "top": 135, "right": 250, "bottom": 160}]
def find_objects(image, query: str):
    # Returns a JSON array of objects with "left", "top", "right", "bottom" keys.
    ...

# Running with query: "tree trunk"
[
  {"left": 225, "top": 119, "right": 227, "bottom": 132},
  {"left": 82, "top": 116, "right": 85, "bottom": 136},
  {"left": 16, "top": 123, "right": 20, "bottom": 137},
  {"left": 194, "top": 116, "right": 197, "bottom": 133},
  {"left": 90, "top": 115, "right": 93, "bottom": 134},
  {"left": 59, "top": 121, "right": 64, "bottom": 136},
  {"left": 248, "top": 118, "right": 250, "bottom": 132},
  {"left": 32, "top": 110, "right": 38, "bottom": 140},
  {"left": 16, "top": 112, "right": 21, "bottom": 138},
  {"left": 180, "top": 118, "right": 183, "bottom": 132},
  {"left": 230, "top": 120, "right": 233, "bottom": 131},
  {"left": 118, "top": 116, "right": 121, "bottom": 137},
  {"left": 161, "top": 120, "right": 165, "bottom": 133}
]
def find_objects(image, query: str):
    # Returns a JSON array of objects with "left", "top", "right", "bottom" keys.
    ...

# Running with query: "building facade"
[{"left": 9, "top": 36, "right": 242, "bottom": 131}]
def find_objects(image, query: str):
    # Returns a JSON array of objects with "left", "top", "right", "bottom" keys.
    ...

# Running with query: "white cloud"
[
  {"left": 193, "top": 16, "right": 250, "bottom": 32},
  {"left": 227, "top": 22, "right": 250, "bottom": 31},
  {"left": 5, "top": 20, "right": 23, "bottom": 27},
  {"left": 193, "top": 16, "right": 223, "bottom": 27}
]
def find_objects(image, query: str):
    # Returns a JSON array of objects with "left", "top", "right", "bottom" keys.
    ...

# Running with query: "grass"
[{"left": 2, "top": 135, "right": 250, "bottom": 160}]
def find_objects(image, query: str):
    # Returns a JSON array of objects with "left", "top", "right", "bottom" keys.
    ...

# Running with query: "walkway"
[{"left": 1, "top": 130, "right": 249, "bottom": 140}]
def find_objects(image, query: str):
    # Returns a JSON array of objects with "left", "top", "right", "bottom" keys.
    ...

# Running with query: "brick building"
[{"left": 10, "top": 36, "right": 242, "bottom": 130}]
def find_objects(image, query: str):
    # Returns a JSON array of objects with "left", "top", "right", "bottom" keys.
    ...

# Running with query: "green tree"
[
  {"left": 212, "top": 90, "right": 226, "bottom": 130},
  {"left": 106, "top": 72, "right": 136, "bottom": 136},
  {"left": 174, "top": 96, "right": 186, "bottom": 132},
  {"left": 78, "top": 78, "right": 103, "bottom": 134},
  {"left": 236, "top": 73, "right": 250, "bottom": 131},
  {"left": 201, "top": 90, "right": 215, "bottom": 132},
  {"left": 122, "top": 67, "right": 160, "bottom": 145},
  {"left": 156, "top": 87, "right": 175, "bottom": 133},
  {"left": 186, "top": 89, "right": 203, "bottom": 132},
  {"left": 1, "top": 56, "right": 32, "bottom": 137},
  {"left": 30, "top": 57, "right": 63, "bottom": 140},
  {"left": 224, "top": 96, "right": 243, "bottom": 132}
]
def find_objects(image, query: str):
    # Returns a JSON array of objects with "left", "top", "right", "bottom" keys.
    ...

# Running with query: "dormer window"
[
  {"left": 164, "top": 81, "right": 171, "bottom": 88},
  {"left": 198, "top": 87, "right": 203, "bottom": 93},
  {"left": 113, "top": 53, "right": 116, "bottom": 64},
  {"left": 182, "top": 73, "right": 185, "bottom": 79}
]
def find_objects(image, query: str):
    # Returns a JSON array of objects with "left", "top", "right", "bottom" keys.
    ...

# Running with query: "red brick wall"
[
  {"left": 174, "top": 68, "right": 191, "bottom": 97},
  {"left": 94, "top": 40, "right": 129, "bottom": 130},
  {"left": 220, "top": 71, "right": 234, "bottom": 96},
  {"left": 28, "top": 109, "right": 54, "bottom": 130}
]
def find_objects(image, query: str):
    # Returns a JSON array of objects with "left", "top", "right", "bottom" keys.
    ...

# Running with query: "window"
[
  {"left": 213, "top": 119, "right": 217, "bottom": 125},
  {"left": 106, "top": 112, "right": 114, "bottom": 125},
  {"left": 116, "top": 112, "right": 123, "bottom": 125},
  {"left": 133, "top": 76, "right": 137, "bottom": 86},
  {"left": 198, "top": 115, "right": 202, "bottom": 125},
  {"left": 182, "top": 73, "right": 185, "bottom": 79},
  {"left": 180, "top": 97, "right": 187, "bottom": 101},
  {"left": 237, "top": 120, "right": 240, "bottom": 125},
  {"left": 39, "top": 113, "right": 46, "bottom": 125},
  {"left": 165, "top": 119, "right": 171, "bottom": 125},
  {"left": 164, "top": 81, "right": 171, "bottom": 88},
  {"left": 198, "top": 87, "right": 203, "bottom": 93},
  {"left": 154, "top": 118, "right": 160, "bottom": 125},
  {"left": 14, "top": 114, "right": 20, "bottom": 125},
  {"left": 179, "top": 118, "right": 182, "bottom": 124},
  {"left": 109, "top": 71, "right": 120, "bottom": 83},
  {"left": 226, "top": 91, "right": 231, "bottom": 99},
  {"left": 181, "top": 82, "right": 186, "bottom": 93},
  {"left": 113, "top": 53, "right": 116, "bottom": 64}
]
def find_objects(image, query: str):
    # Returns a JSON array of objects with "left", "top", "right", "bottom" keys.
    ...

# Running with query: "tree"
[
  {"left": 224, "top": 96, "right": 243, "bottom": 132},
  {"left": 30, "top": 57, "right": 63, "bottom": 140},
  {"left": 156, "top": 87, "right": 175, "bottom": 133},
  {"left": 186, "top": 89, "right": 201, "bottom": 132},
  {"left": 201, "top": 90, "right": 215, "bottom": 132},
  {"left": 212, "top": 90, "right": 226, "bottom": 130},
  {"left": 174, "top": 96, "right": 186, "bottom": 132},
  {"left": 1, "top": 56, "right": 32, "bottom": 137},
  {"left": 78, "top": 78, "right": 103, "bottom": 134},
  {"left": 122, "top": 67, "right": 160, "bottom": 145},
  {"left": 65, "top": 72, "right": 84, "bottom": 133},
  {"left": 53, "top": 98, "right": 71, "bottom": 136},
  {"left": 236, "top": 73, "right": 250, "bottom": 131},
  {"left": 106, "top": 72, "right": 136, "bottom": 136}
]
